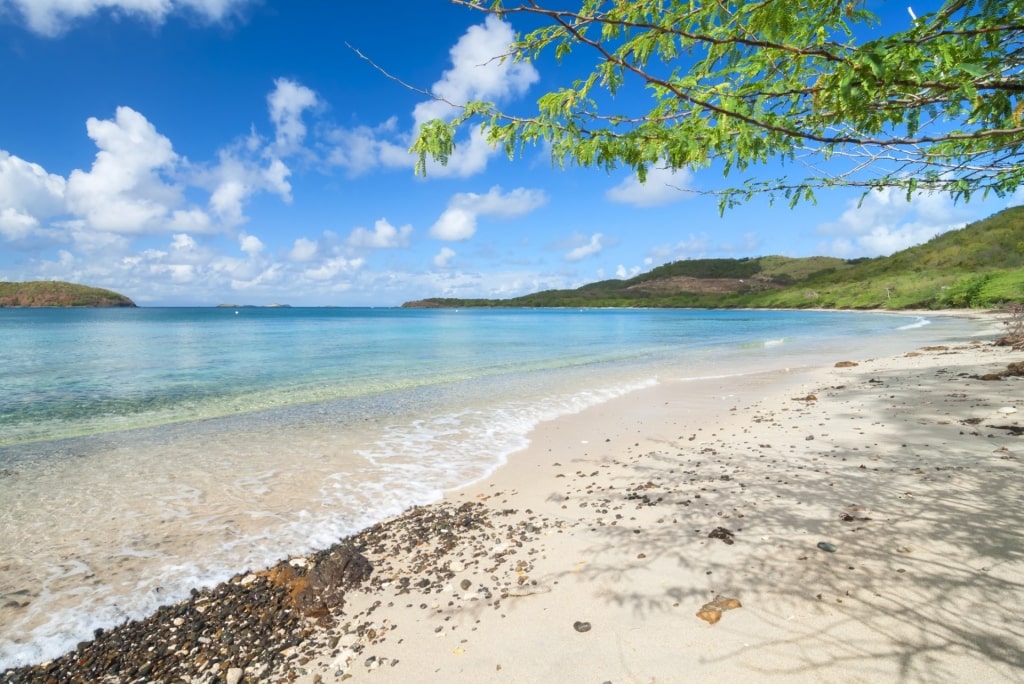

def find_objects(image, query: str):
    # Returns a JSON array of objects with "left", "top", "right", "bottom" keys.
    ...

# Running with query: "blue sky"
[{"left": 0, "top": 0, "right": 1017, "bottom": 306}]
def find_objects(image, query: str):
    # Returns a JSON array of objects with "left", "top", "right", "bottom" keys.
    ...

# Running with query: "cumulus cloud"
[
  {"left": 0, "top": 150, "right": 66, "bottom": 240},
  {"left": 238, "top": 232, "right": 264, "bottom": 256},
  {"left": 267, "top": 78, "right": 318, "bottom": 155},
  {"left": 412, "top": 16, "right": 539, "bottom": 128},
  {"left": 565, "top": 233, "right": 604, "bottom": 262},
  {"left": 290, "top": 237, "right": 318, "bottom": 261},
  {"left": 430, "top": 186, "right": 547, "bottom": 241},
  {"left": 818, "top": 188, "right": 972, "bottom": 256},
  {"left": 327, "top": 16, "right": 538, "bottom": 178},
  {"left": 348, "top": 218, "right": 413, "bottom": 249},
  {"left": 4, "top": 0, "right": 255, "bottom": 36},
  {"left": 606, "top": 163, "right": 694, "bottom": 207},
  {"left": 65, "top": 106, "right": 187, "bottom": 234},
  {"left": 433, "top": 247, "right": 456, "bottom": 268},
  {"left": 202, "top": 146, "right": 292, "bottom": 228},
  {"left": 616, "top": 264, "right": 641, "bottom": 279},
  {"left": 325, "top": 119, "right": 410, "bottom": 176}
]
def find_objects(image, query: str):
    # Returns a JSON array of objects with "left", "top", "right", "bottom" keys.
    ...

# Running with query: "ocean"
[{"left": 0, "top": 307, "right": 984, "bottom": 668}]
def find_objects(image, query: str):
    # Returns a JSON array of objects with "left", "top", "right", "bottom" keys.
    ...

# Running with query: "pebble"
[
  {"left": 817, "top": 542, "right": 838, "bottom": 552},
  {"left": 573, "top": 621, "right": 592, "bottom": 633}
]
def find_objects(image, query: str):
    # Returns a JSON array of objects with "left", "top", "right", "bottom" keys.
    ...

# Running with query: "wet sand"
[{"left": 4, "top": 313, "right": 1022, "bottom": 683}]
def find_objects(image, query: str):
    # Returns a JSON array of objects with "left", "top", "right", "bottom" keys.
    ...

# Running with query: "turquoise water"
[{"left": 0, "top": 307, "right": 983, "bottom": 667}]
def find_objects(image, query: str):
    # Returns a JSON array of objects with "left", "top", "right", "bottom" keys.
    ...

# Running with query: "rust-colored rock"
[
  {"left": 696, "top": 595, "right": 742, "bottom": 624},
  {"left": 834, "top": 361, "right": 858, "bottom": 368},
  {"left": 264, "top": 545, "right": 372, "bottom": 619}
]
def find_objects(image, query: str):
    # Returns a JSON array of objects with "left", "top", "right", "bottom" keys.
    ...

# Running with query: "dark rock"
[{"left": 708, "top": 527, "right": 735, "bottom": 544}]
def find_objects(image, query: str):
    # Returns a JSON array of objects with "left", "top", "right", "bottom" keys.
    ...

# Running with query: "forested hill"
[
  {"left": 404, "top": 206, "right": 1024, "bottom": 310},
  {"left": 0, "top": 281, "right": 136, "bottom": 307}
]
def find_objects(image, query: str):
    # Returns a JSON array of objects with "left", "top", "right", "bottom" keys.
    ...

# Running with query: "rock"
[
  {"left": 707, "top": 527, "right": 735, "bottom": 545},
  {"left": 696, "top": 607, "right": 722, "bottom": 624},
  {"left": 573, "top": 621, "right": 591, "bottom": 633},
  {"left": 226, "top": 667, "right": 244, "bottom": 684},
  {"left": 696, "top": 595, "right": 741, "bottom": 624},
  {"left": 290, "top": 546, "right": 373, "bottom": 618},
  {"left": 834, "top": 361, "right": 858, "bottom": 368},
  {"left": 817, "top": 541, "right": 838, "bottom": 552}
]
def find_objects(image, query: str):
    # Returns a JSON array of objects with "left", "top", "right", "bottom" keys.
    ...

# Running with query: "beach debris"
[
  {"left": 987, "top": 424, "right": 1024, "bottom": 436},
  {"left": 696, "top": 595, "right": 742, "bottom": 624},
  {"left": 839, "top": 505, "right": 872, "bottom": 522},
  {"left": 708, "top": 526, "right": 736, "bottom": 545},
  {"left": 573, "top": 621, "right": 592, "bottom": 633},
  {"left": 834, "top": 361, "right": 858, "bottom": 368},
  {"left": 792, "top": 394, "right": 818, "bottom": 402},
  {"left": 817, "top": 542, "right": 838, "bottom": 553},
  {"left": 975, "top": 362, "right": 1024, "bottom": 381}
]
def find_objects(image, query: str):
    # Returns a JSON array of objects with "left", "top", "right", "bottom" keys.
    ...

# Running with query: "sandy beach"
[{"left": 4, "top": 312, "right": 1022, "bottom": 683}]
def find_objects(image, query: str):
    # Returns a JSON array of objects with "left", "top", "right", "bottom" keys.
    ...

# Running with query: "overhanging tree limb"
[{"left": 406, "top": 0, "right": 1024, "bottom": 210}]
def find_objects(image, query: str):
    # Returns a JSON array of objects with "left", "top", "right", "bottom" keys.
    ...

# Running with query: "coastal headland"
[{"left": 2, "top": 313, "right": 1022, "bottom": 683}]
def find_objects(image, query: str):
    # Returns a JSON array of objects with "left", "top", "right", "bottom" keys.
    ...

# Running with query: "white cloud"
[
  {"left": 65, "top": 106, "right": 186, "bottom": 234},
  {"left": 0, "top": 150, "right": 66, "bottom": 218},
  {"left": 203, "top": 147, "right": 292, "bottom": 228},
  {"left": 290, "top": 237, "right": 318, "bottom": 261},
  {"left": 433, "top": 247, "right": 456, "bottom": 268},
  {"left": 606, "top": 164, "right": 694, "bottom": 207},
  {"left": 303, "top": 256, "right": 364, "bottom": 282},
  {"left": 239, "top": 232, "right": 264, "bottom": 256},
  {"left": 325, "top": 120, "right": 410, "bottom": 176},
  {"left": 328, "top": 16, "right": 538, "bottom": 178},
  {"left": 430, "top": 208, "right": 477, "bottom": 242},
  {"left": 0, "top": 207, "right": 39, "bottom": 240},
  {"left": 267, "top": 78, "right": 318, "bottom": 155},
  {"left": 412, "top": 15, "right": 539, "bottom": 128},
  {"left": 565, "top": 233, "right": 604, "bottom": 262},
  {"left": 430, "top": 186, "right": 547, "bottom": 241},
  {"left": 0, "top": 151, "right": 66, "bottom": 241},
  {"left": 348, "top": 218, "right": 413, "bottom": 248},
  {"left": 4, "top": 0, "right": 255, "bottom": 36},
  {"left": 818, "top": 188, "right": 971, "bottom": 256},
  {"left": 616, "top": 264, "right": 641, "bottom": 279}
]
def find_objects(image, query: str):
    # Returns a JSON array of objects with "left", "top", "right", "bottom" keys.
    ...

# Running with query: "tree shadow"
[{"left": 530, "top": 345, "right": 1024, "bottom": 680}]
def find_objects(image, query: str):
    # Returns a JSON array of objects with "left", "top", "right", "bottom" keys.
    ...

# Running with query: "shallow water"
[{"left": 0, "top": 307, "right": 984, "bottom": 668}]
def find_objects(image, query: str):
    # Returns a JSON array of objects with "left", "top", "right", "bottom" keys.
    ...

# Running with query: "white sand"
[{"left": 279, "top": 315, "right": 1024, "bottom": 683}]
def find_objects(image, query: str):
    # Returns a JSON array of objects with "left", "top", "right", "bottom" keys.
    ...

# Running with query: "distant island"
[
  {"left": 0, "top": 281, "right": 135, "bottom": 308},
  {"left": 403, "top": 206, "right": 1024, "bottom": 311}
]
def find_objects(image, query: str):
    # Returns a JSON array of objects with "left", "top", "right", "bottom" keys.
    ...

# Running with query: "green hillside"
[
  {"left": 0, "top": 281, "right": 136, "bottom": 307},
  {"left": 404, "top": 207, "right": 1024, "bottom": 310}
]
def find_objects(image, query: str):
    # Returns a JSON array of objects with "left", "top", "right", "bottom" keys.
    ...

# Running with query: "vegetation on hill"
[
  {"left": 404, "top": 207, "right": 1024, "bottom": 310},
  {"left": 0, "top": 281, "right": 136, "bottom": 307}
]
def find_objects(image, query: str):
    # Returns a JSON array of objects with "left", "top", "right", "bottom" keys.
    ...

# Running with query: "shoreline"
[{"left": 4, "top": 311, "right": 1023, "bottom": 683}]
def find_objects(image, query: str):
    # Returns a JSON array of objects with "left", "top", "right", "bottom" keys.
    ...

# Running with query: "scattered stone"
[
  {"left": 573, "top": 621, "right": 592, "bottom": 633},
  {"left": 696, "top": 595, "right": 742, "bottom": 624},
  {"left": 835, "top": 361, "right": 859, "bottom": 368},
  {"left": 708, "top": 527, "right": 735, "bottom": 545},
  {"left": 817, "top": 542, "right": 838, "bottom": 553}
]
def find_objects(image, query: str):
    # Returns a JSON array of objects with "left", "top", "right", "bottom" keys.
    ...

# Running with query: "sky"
[{"left": 0, "top": 0, "right": 1018, "bottom": 306}]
